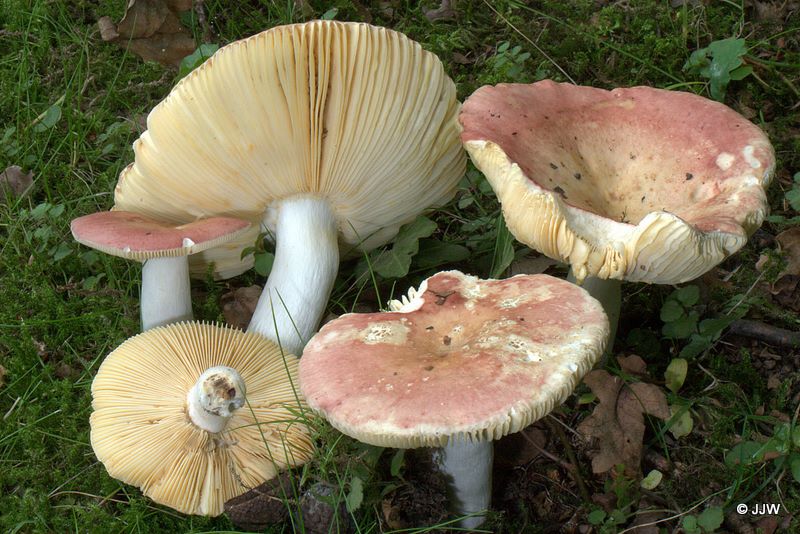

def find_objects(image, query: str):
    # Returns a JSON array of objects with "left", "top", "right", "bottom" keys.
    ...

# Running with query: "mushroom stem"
[
  {"left": 433, "top": 439, "right": 492, "bottom": 528},
  {"left": 186, "top": 366, "right": 246, "bottom": 433},
  {"left": 141, "top": 256, "right": 193, "bottom": 330},
  {"left": 567, "top": 270, "right": 620, "bottom": 354},
  {"left": 248, "top": 197, "right": 339, "bottom": 355}
]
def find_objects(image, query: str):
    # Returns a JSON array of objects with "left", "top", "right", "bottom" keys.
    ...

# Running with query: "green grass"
[{"left": 2, "top": 0, "right": 799, "bottom": 532}]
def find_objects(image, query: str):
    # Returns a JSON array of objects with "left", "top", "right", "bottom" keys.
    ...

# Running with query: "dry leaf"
[
  {"left": 762, "top": 228, "right": 800, "bottom": 311},
  {"left": 221, "top": 285, "right": 262, "bottom": 330},
  {"left": 423, "top": 0, "right": 455, "bottom": 21},
  {"left": 628, "top": 497, "right": 667, "bottom": 534},
  {"left": 578, "top": 357, "right": 670, "bottom": 475},
  {"left": 0, "top": 365, "right": 6, "bottom": 388},
  {"left": 0, "top": 165, "right": 33, "bottom": 201},
  {"left": 775, "top": 227, "right": 800, "bottom": 277},
  {"left": 97, "top": 16, "right": 119, "bottom": 41},
  {"left": 224, "top": 472, "right": 291, "bottom": 531},
  {"left": 618, "top": 354, "right": 650, "bottom": 377},
  {"left": 100, "top": 0, "right": 196, "bottom": 67},
  {"left": 509, "top": 253, "right": 558, "bottom": 276},
  {"left": 495, "top": 424, "right": 547, "bottom": 469}
]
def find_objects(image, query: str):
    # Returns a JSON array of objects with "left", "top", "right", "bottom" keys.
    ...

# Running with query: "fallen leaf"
[
  {"left": 509, "top": 253, "right": 558, "bottom": 276},
  {"left": 754, "top": 515, "right": 780, "bottom": 534},
  {"left": 97, "top": 16, "right": 119, "bottom": 41},
  {"left": 775, "top": 227, "right": 800, "bottom": 278},
  {"left": 221, "top": 285, "right": 262, "bottom": 330},
  {"left": 423, "top": 0, "right": 455, "bottom": 22},
  {"left": 55, "top": 363, "right": 75, "bottom": 380},
  {"left": 618, "top": 354, "right": 648, "bottom": 378},
  {"left": 452, "top": 52, "right": 473, "bottom": 65},
  {"left": 0, "top": 165, "right": 33, "bottom": 201},
  {"left": 628, "top": 497, "right": 666, "bottom": 534},
  {"left": 770, "top": 274, "right": 800, "bottom": 311},
  {"left": 495, "top": 424, "right": 547, "bottom": 469},
  {"left": 224, "top": 472, "right": 291, "bottom": 531},
  {"left": 99, "top": 0, "right": 196, "bottom": 67},
  {"left": 0, "top": 365, "right": 6, "bottom": 388},
  {"left": 578, "top": 358, "right": 670, "bottom": 475}
]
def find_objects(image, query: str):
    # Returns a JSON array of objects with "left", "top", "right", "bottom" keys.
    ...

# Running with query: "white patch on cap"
[
  {"left": 500, "top": 296, "right": 523, "bottom": 309},
  {"left": 123, "top": 246, "right": 131, "bottom": 254},
  {"left": 182, "top": 237, "right": 196, "bottom": 248},
  {"left": 742, "top": 145, "right": 761, "bottom": 169},
  {"left": 716, "top": 152, "right": 735, "bottom": 170},
  {"left": 524, "top": 351, "right": 542, "bottom": 363},
  {"left": 742, "top": 174, "right": 760, "bottom": 187},
  {"left": 361, "top": 322, "right": 408, "bottom": 345},
  {"left": 566, "top": 362, "right": 578, "bottom": 372}
]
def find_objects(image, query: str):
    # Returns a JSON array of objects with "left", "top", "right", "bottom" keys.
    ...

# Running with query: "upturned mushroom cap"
[
  {"left": 113, "top": 20, "right": 465, "bottom": 279},
  {"left": 460, "top": 81, "right": 775, "bottom": 283},
  {"left": 90, "top": 322, "right": 313, "bottom": 516},
  {"left": 299, "top": 270, "right": 608, "bottom": 448},
  {"left": 71, "top": 211, "right": 252, "bottom": 260}
]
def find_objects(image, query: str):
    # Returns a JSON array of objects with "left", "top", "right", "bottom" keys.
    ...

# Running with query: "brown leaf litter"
[
  {"left": 577, "top": 355, "right": 670, "bottom": 476},
  {"left": 0, "top": 165, "right": 33, "bottom": 202},
  {"left": 97, "top": 0, "right": 196, "bottom": 67}
]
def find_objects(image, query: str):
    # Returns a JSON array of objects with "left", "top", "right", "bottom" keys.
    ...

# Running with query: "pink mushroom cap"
[
  {"left": 299, "top": 270, "right": 609, "bottom": 448},
  {"left": 459, "top": 81, "right": 775, "bottom": 283},
  {"left": 70, "top": 211, "right": 252, "bottom": 260}
]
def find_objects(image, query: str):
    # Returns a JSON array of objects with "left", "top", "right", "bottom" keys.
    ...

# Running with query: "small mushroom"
[
  {"left": 460, "top": 81, "right": 775, "bottom": 346},
  {"left": 112, "top": 20, "right": 466, "bottom": 354},
  {"left": 299, "top": 270, "right": 608, "bottom": 527},
  {"left": 71, "top": 211, "right": 251, "bottom": 330},
  {"left": 90, "top": 322, "right": 313, "bottom": 516}
]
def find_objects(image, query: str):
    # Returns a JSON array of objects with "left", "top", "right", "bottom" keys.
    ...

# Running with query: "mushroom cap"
[
  {"left": 71, "top": 211, "right": 252, "bottom": 261},
  {"left": 90, "top": 322, "right": 313, "bottom": 516},
  {"left": 460, "top": 81, "right": 775, "bottom": 283},
  {"left": 299, "top": 270, "right": 608, "bottom": 448},
  {"left": 113, "top": 20, "right": 465, "bottom": 279}
]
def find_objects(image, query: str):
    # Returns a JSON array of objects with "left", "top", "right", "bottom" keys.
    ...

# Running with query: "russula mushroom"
[
  {"left": 112, "top": 20, "right": 465, "bottom": 354},
  {"left": 91, "top": 321, "right": 313, "bottom": 516},
  {"left": 299, "top": 270, "right": 608, "bottom": 527},
  {"left": 71, "top": 211, "right": 251, "bottom": 330},
  {"left": 459, "top": 81, "right": 775, "bottom": 345}
]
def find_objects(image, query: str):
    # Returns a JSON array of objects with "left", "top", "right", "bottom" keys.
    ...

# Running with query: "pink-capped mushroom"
[
  {"left": 299, "top": 270, "right": 608, "bottom": 528},
  {"left": 71, "top": 211, "right": 251, "bottom": 330},
  {"left": 460, "top": 81, "right": 775, "bottom": 346}
]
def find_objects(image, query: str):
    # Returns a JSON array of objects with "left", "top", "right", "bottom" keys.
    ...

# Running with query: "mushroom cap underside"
[
  {"left": 90, "top": 322, "right": 313, "bottom": 516},
  {"left": 460, "top": 81, "right": 775, "bottom": 283},
  {"left": 114, "top": 20, "right": 466, "bottom": 279},
  {"left": 299, "top": 270, "right": 608, "bottom": 448}
]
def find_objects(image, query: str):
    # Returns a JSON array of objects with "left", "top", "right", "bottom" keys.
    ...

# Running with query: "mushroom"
[
  {"left": 299, "top": 270, "right": 608, "bottom": 527},
  {"left": 90, "top": 321, "right": 313, "bottom": 516},
  {"left": 71, "top": 211, "right": 251, "bottom": 330},
  {"left": 112, "top": 20, "right": 465, "bottom": 354},
  {"left": 459, "top": 81, "right": 775, "bottom": 345}
]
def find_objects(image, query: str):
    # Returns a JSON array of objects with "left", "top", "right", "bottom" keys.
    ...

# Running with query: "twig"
[
  {"left": 727, "top": 319, "right": 800, "bottom": 348},
  {"left": 542, "top": 417, "right": 591, "bottom": 504},
  {"left": 193, "top": 0, "right": 212, "bottom": 43}
]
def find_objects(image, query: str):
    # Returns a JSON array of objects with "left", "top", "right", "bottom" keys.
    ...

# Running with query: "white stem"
[
  {"left": 141, "top": 256, "right": 192, "bottom": 331},
  {"left": 248, "top": 197, "right": 339, "bottom": 356},
  {"left": 433, "top": 439, "right": 492, "bottom": 528},
  {"left": 187, "top": 366, "right": 246, "bottom": 433},
  {"left": 567, "top": 270, "right": 621, "bottom": 355}
]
